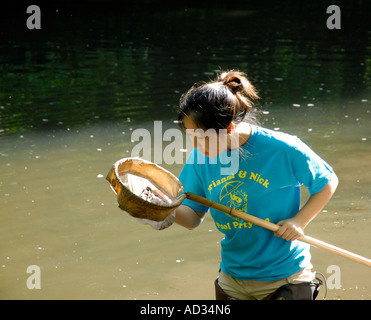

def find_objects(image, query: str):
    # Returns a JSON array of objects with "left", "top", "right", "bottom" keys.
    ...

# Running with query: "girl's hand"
[
  {"left": 274, "top": 176, "right": 338, "bottom": 241},
  {"left": 274, "top": 219, "right": 304, "bottom": 241}
]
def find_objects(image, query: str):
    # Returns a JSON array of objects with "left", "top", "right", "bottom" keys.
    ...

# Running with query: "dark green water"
[
  {"left": 1, "top": 1, "right": 371, "bottom": 299},
  {"left": 1, "top": 1, "right": 370, "bottom": 135}
]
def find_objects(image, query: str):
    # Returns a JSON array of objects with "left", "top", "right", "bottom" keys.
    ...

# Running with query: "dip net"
[{"left": 106, "top": 158, "right": 186, "bottom": 224}]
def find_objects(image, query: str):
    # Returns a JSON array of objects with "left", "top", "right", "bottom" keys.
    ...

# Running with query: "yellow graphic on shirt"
[
  {"left": 220, "top": 181, "right": 248, "bottom": 213},
  {"left": 209, "top": 172, "right": 271, "bottom": 231},
  {"left": 215, "top": 181, "right": 253, "bottom": 230}
]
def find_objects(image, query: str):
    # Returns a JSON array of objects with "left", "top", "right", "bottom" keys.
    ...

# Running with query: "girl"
[{"left": 173, "top": 70, "right": 338, "bottom": 300}]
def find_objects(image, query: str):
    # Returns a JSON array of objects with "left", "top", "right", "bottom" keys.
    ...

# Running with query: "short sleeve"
[
  {"left": 178, "top": 150, "right": 209, "bottom": 213},
  {"left": 289, "top": 137, "right": 334, "bottom": 196}
]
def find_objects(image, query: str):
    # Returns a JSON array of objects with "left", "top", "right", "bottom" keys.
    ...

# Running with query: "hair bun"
[
  {"left": 177, "top": 69, "right": 260, "bottom": 130},
  {"left": 219, "top": 71, "right": 244, "bottom": 94},
  {"left": 218, "top": 70, "right": 259, "bottom": 101}
]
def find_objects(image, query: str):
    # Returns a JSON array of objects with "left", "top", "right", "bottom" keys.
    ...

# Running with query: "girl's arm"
[
  {"left": 174, "top": 205, "right": 205, "bottom": 230},
  {"left": 275, "top": 174, "right": 339, "bottom": 241}
]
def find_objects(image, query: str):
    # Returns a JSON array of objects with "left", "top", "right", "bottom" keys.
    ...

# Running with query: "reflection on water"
[{"left": 1, "top": 2, "right": 371, "bottom": 299}]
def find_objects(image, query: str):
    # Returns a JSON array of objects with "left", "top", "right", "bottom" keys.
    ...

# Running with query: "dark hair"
[{"left": 177, "top": 70, "right": 260, "bottom": 130}]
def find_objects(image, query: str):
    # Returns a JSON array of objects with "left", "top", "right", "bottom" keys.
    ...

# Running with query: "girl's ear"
[{"left": 226, "top": 122, "right": 235, "bottom": 134}]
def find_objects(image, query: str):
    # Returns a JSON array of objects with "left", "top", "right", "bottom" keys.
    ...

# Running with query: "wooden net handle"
[{"left": 185, "top": 192, "right": 371, "bottom": 268}]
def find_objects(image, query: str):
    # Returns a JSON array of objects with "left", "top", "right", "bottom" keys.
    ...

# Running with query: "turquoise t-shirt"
[{"left": 179, "top": 125, "right": 334, "bottom": 281}]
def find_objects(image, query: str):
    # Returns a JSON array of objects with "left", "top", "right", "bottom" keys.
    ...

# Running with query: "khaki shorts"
[{"left": 218, "top": 268, "right": 316, "bottom": 300}]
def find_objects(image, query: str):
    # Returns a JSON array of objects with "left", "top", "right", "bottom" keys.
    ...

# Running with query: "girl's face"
[{"left": 183, "top": 116, "right": 229, "bottom": 158}]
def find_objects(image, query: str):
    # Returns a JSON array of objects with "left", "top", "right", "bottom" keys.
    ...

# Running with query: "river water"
[{"left": 1, "top": 1, "right": 371, "bottom": 299}]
